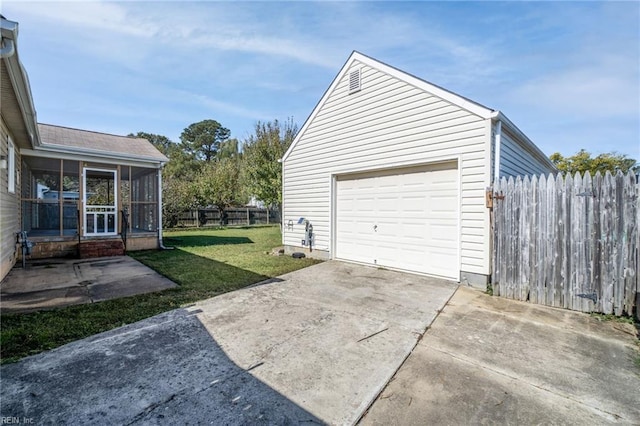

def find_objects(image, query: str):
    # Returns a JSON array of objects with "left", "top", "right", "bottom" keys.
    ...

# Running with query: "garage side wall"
[
  {"left": 283, "top": 60, "right": 491, "bottom": 279},
  {"left": 499, "top": 126, "right": 555, "bottom": 178}
]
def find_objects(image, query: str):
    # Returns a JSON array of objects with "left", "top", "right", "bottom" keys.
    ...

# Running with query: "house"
[
  {"left": 281, "top": 51, "right": 555, "bottom": 286},
  {"left": 1, "top": 16, "right": 167, "bottom": 282}
]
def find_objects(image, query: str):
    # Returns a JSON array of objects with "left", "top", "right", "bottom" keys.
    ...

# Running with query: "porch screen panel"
[
  {"left": 25, "top": 161, "right": 61, "bottom": 236},
  {"left": 21, "top": 161, "right": 32, "bottom": 233},
  {"left": 121, "top": 166, "right": 131, "bottom": 233},
  {"left": 131, "top": 167, "right": 158, "bottom": 233},
  {"left": 63, "top": 160, "right": 79, "bottom": 234}
]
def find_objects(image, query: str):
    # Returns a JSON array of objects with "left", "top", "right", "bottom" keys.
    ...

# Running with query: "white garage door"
[{"left": 335, "top": 163, "right": 459, "bottom": 279}]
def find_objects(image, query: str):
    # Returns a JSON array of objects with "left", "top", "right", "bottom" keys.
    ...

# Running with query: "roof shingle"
[{"left": 38, "top": 123, "right": 168, "bottom": 163}]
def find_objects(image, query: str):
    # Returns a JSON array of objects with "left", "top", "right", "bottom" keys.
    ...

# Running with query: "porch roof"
[{"left": 37, "top": 123, "right": 168, "bottom": 164}]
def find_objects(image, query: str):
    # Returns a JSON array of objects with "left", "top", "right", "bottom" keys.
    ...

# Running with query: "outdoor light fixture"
[{"left": 0, "top": 155, "right": 6, "bottom": 169}]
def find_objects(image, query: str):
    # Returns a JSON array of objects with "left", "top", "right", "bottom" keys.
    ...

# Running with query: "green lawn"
[{"left": 0, "top": 226, "right": 319, "bottom": 363}]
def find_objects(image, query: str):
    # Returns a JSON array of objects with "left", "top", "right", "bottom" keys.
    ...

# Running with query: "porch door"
[{"left": 83, "top": 167, "right": 118, "bottom": 236}]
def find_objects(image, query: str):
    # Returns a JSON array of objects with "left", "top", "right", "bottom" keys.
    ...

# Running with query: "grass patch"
[
  {"left": 589, "top": 312, "right": 637, "bottom": 325},
  {"left": 485, "top": 283, "right": 494, "bottom": 296},
  {"left": 1, "top": 226, "right": 319, "bottom": 363}
]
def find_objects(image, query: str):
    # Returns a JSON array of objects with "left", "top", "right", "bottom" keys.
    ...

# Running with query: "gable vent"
[{"left": 349, "top": 68, "right": 361, "bottom": 93}]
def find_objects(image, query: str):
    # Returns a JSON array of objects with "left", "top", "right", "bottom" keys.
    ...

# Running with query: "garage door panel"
[{"left": 335, "top": 164, "right": 459, "bottom": 279}]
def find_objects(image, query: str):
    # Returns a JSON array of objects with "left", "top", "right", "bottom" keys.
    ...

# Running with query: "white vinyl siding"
[
  {"left": 283, "top": 60, "right": 491, "bottom": 276},
  {"left": 499, "top": 127, "right": 555, "bottom": 178},
  {"left": 1, "top": 121, "right": 20, "bottom": 281}
]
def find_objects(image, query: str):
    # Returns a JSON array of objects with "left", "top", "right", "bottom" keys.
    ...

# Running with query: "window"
[{"left": 8, "top": 138, "right": 15, "bottom": 193}]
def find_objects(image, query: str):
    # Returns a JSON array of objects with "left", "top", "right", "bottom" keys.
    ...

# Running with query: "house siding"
[
  {"left": 499, "top": 126, "right": 555, "bottom": 178},
  {"left": 283, "top": 60, "right": 492, "bottom": 277},
  {"left": 1, "top": 119, "right": 21, "bottom": 281}
]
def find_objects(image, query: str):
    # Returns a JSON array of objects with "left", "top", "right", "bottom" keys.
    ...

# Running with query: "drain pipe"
[
  {"left": 0, "top": 37, "right": 14, "bottom": 58},
  {"left": 157, "top": 167, "right": 173, "bottom": 250},
  {"left": 0, "top": 18, "right": 17, "bottom": 58}
]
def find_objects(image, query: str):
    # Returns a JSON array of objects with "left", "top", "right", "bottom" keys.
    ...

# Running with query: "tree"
[
  {"left": 180, "top": 119, "right": 231, "bottom": 162},
  {"left": 197, "top": 158, "right": 245, "bottom": 225},
  {"left": 219, "top": 138, "right": 240, "bottom": 160},
  {"left": 550, "top": 150, "right": 639, "bottom": 175},
  {"left": 242, "top": 118, "right": 298, "bottom": 214},
  {"left": 131, "top": 131, "right": 201, "bottom": 227},
  {"left": 162, "top": 177, "right": 199, "bottom": 228}
]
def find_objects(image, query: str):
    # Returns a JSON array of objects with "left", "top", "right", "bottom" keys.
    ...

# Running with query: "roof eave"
[
  {"left": 36, "top": 142, "right": 168, "bottom": 166},
  {"left": 1, "top": 17, "right": 40, "bottom": 148}
]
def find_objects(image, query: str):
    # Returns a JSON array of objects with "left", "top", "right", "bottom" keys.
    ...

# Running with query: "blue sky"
[{"left": 4, "top": 1, "right": 639, "bottom": 160}]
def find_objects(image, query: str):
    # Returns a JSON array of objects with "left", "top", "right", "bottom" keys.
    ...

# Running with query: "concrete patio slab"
[
  {"left": 0, "top": 261, "right": 457, "bottom": 425},
  {"left": 0, "top": 256, "right": 177, "bottom": 313},
  {"left": 360, "top": 286, "right": 640, "bottom": 425}
]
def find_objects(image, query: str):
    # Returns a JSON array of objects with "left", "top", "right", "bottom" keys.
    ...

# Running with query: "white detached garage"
[{"left": 282, "top": 51, "right": 555, "bottom": 285}]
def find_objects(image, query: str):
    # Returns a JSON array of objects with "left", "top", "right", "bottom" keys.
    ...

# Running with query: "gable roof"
[
  {"left": 282, "top": 51, "right": 554, "bottom": 171},
  {"left": 37, "top": 123, "right": 168, "bottom": 164}
]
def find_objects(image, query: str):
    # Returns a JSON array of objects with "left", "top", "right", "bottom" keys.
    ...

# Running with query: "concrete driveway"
[
  {"left": 361, "top": 286, "right": 640, "bottom": 425},
  {"left": 0, "top": 261, "right": 457, "bottom": 425}
]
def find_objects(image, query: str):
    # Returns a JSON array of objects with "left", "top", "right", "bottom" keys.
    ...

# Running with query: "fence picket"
[
  {"left": 521, "top": 175, "right": 532, "bottom": 302},
  {"left": 530, "top": 175, "right": 539, "bottom": 304},
  {"left": 581, "top": 172, "right": 595, "bottom": 312},
  {"left": 601, "top": 173, "right": 614, "bottom": 314},
  {"left": 546, "top": 174, "right": 556, "bottom": 306},
  {"left": 623, "top": 172, "right": 638, "bottom": 314},
  {"left": 613, "top": 171, "right": 624, "bottom": 315},
  {"left": 538, "top": 174, "right": 548, "bottom": 305},
  {"left": 492, "top": 170, "right": 638, "bottom": 316},
  {"left": 565, "top": 172, "right": 574, "bottom": 311}
]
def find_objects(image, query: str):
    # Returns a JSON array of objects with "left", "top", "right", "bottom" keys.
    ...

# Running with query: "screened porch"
[{"left": 21, "top": 156, "right": 159, "bottom": 239}]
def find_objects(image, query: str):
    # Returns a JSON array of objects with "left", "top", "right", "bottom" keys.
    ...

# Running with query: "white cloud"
[
  {"left": 5, "top": 1, "right": 157, "bottom": 38},
  {"left": 172, "top": 89, "right": 270, "bottom": 122},
  {"left": 514, "top": 66, "right": 638, "bottom": 118},
  {"left": 507, "top": 24, "right": 639, "bottom": 120}
]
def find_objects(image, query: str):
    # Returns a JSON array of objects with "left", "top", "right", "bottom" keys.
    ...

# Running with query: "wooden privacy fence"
[
  {"left": 170, "top": 207, "right": 280, "bottom": 228},
  {"left": 492, "top": 171, "right": 638, "bottom": 316}
]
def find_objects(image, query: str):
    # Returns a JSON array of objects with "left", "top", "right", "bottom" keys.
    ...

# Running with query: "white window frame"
[{"left": 8, "top": 137, "right": 15, "bottom": 193}]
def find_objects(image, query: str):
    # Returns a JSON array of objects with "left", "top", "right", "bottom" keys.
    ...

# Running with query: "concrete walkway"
[
  {"left": 0, "top": 261, "right": 457, "bottom": 425},
  {"left": 361, "top": 286, "right": 640, "bottom": 425},
  {"left": 0, "top": 256, "right": 177, "bottom": 313}
]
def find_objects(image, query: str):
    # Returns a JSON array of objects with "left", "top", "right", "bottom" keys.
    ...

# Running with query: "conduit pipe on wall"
[{"left": 493, "top": 120, "right": 502, "bottom": 182}]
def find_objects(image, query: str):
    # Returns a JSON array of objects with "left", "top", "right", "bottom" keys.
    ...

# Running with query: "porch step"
[{"left": 79, "top": 239, "right": 125, "bottom": 259}]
